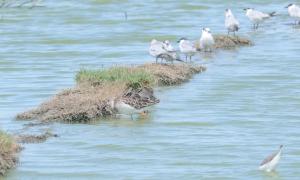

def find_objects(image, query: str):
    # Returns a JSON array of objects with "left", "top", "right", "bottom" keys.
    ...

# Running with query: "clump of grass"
[
  {"left": 0, "top": 131, "right": 14, "bottom": 153},
  {"left": 0, "top": 130, "right": 20, "bottom": 176},
  {"left": 76, "top": 67, "right": 155, "bottom": 88}
]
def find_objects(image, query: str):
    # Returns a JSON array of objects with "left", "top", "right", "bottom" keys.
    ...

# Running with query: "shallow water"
[{"left": 1, "top": 0, "right": 300, "bottom": 179}]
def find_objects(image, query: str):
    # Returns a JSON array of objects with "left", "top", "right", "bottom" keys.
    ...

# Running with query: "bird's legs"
[
  {"left": 155, "top": 57, "right": 158, "bottom": 64},
  {"left": 185, "top": 55, "right": 188, "bottom": 62},
  {"left": 189, "top": 55, "right": 192, "bottom": 62}
]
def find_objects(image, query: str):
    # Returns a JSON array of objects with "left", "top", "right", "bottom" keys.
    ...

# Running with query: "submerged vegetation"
[{"left": 0, "top": 130, "right": 20, "bottom": 176}]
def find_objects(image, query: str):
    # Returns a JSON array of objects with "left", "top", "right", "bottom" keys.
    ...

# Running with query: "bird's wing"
[
  {"left": 260, "top": 152, "right": 277, "bottom": 166},
  {"left": 182, "top": 41, "right": 196, "bottom": 51},
  {"left": 254, "top": 10, "right": 269, "bottom": 18},
  {"left": 149, "top": 42, "right": 165, "bottom": 56},
  {"left": 295, "top": 6, "right": 300, "bottom": 17}
]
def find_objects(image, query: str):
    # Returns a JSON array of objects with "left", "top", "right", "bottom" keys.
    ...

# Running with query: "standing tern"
[
  {"left": 149, "top": 39, "right": 166, "bottom": 63},
  {"left": 177, "top": 38, "right": 197, "bottom": 62},
  {"left": 286, "top": 3, "right": 300, "bottom": 25},
  {"left": 244, "top": 8, "right": 276, "bottom": 29},
  {"left": 199, "top": 28, "right": 215, "bottom": 52},
  {"left": 259, "top": 145, "right": 283, "bottom": 172},
  {"left": 225, "top": 9, "right": 239, "bottom": 36}
]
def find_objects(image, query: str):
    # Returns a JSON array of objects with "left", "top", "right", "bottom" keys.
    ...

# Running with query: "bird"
[
  {"left": 110, "top": 98, "right": 147, "bottom": 120},
  {"left": 225, "top": 9, "right": 240, "bottom": 36},
  {"left": 259, "top": 145, "right": 283, "bottom": 172},
  {"left": 149, "top": 39, "right": 182, "bottom": 64},
  {"left": 286, "top": 4, "right": 300, "bottom": 25},
  {"left": 199, "top": 28, "right": 215, "bottom": 52},
  {"left": 149, "top": 39, "right": 166, "bottom": 63},
  {"left": 162, "top": 40, "right": 178, "bottom": 63},
  {"left": 177, "top": 38, "right": 197, "bottom": 62},
  {"left": 244, "top": 8, "right": 276, "bottom": 29}
]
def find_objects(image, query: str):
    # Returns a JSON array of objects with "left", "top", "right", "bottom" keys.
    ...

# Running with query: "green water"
[{"left": 1, "top": 0, "right": 300, "bottom": 179}]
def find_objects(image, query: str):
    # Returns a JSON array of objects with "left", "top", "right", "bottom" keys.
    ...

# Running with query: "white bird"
[
  {"left": 110, "top": 98, "right": 147, "bottom": 120},
  {"left": 149, "top": 39, "right": 166, "bottom": 63},
  {"left": 199, "top": 28, "right": 215, "bottom": 52},
  {"left": 259, "top": 145, "right": 283, "bottom": 172},
  {"left": 244, "top": 8, "right": 276, "bottom": 29},
  {"left": 162, "top": 40, "right": 178, "bottom": 63},
  {"left": 225, "top": 9, "right": 239, "bottom": 35},
  {"left": 286, "top": 3, "right": 300, "bottom": 25},
  {"left": 177, "top": 38, "right": 197, "bottom": 62}
]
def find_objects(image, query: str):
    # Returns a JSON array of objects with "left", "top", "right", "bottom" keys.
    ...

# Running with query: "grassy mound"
[
  {"left": 16, "top": 63, "right": 205, "bottom": 122},
  {"left": 0, "top": 131, "right": 21, "bottom": 176}
]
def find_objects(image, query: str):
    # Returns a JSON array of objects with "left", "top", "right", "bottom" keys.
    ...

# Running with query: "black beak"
[{"left": 243, "top": 8, "right": 247, "bottom": 11}]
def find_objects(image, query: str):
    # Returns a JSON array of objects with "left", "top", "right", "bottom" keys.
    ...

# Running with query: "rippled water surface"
[{"left": 1, "top": 0, "right": 300, "bottom": 179}]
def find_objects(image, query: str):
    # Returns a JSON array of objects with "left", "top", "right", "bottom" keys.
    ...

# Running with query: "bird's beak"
[
  {"left": 243, "top": 8, "right": 247, "bottom": 11},
  {"left": 285, "top": 5, "right": 289, "bottom": 8}
]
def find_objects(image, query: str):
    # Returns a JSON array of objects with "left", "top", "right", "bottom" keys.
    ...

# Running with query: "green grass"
[
  {"left": 0, "top": 130, "right": 14, "bottom": 153},
  {"left": 76, "top": 67, "right": 154, "bottom": 88}
]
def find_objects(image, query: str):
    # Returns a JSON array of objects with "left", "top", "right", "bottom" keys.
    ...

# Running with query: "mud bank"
[
  {"left": 17, "top": 63, "right": 205, "bottom": 122},
  {"left": 15, "top": 131, "right": 58, "bottom": 144},
  {"left": 0, "top": 131, "right": 21, "bottom": 176},
  {"left": 195, "top": 35, "right": 252, "bottom": 50}
]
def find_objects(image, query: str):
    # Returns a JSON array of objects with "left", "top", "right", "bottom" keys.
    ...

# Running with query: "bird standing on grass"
[
  {"left": 244, "top": 8, "right": 276, "bottom": 29},
  {"left": 225, "top": 9, "right": 239, "bottom": 36},
  {"left": 199, "top": 28, "right": 215, "bottom": 52},
  {"left": 259, "top": 145, "right": 283, "bottom": 172},
  {"left": 286, "top": 3, "right": 300, "bottom": 25},
  {"left": 178, "top": 38, "right": 197, "bottom": 62}
]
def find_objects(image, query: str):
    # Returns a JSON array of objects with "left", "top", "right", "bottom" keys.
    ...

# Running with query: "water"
[{"left": 1, "top": 0, "right": 300, "bottom": 179}]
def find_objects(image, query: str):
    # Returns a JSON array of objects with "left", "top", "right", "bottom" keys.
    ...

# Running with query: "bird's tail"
[{"left": 269, "top": 12, "right": 276, "bottom": 17}]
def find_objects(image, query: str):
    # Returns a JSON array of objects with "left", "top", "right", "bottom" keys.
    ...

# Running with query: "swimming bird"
[
  {"left": 110, "top": 98, "right": 146, "bottom": 120},
  {"left": 149, "top": 39, "right": 166, "bottom": 63},
  {"left": 199, "top": 28, "right": 215, "bottom": 52},
  {"left": 177, "top": 38, "right": 197, "bottom": 62},
  {"left": 286, "top": 4, "right": 300, "bottom": 25},
  {"left": 244, "top": 8, "right": 276, "bottom": 29},
  {"left": 259, "top": 145, "right": 283, "bottom": 172},
  {"left": 225, "top": 9, "right": 239, "bottom": 36}
]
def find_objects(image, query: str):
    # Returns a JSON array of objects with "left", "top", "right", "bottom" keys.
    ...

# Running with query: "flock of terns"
[
  {"left": 149, "top": 4, "right": 300, "bottom": 64},
  {"left": 113, "top": 3, "right": 300, "bottom": 173}
]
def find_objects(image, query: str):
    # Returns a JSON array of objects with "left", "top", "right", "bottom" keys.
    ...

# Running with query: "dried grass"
[{"left": 0, "top": 131, "right": 21, "bottom": 176}]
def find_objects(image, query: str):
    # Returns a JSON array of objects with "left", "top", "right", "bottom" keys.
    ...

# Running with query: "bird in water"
[
  {"left": 199, "top": 28, "right": 215, "bottom": 52},
  {"left": 286, "top": 3, "right": 300, "bottom": 25},
  {"left": 244, "top": 8, "right": 276, "bottom": 29},
  {"left": 177, "top": 38, "right": 197, "bottom": 62},
  {"left": 225, "top": 9, "right": 239, "bottom": 36},
  {"left": 110, "top": 98, "right": 148, "bottom": 120},
  {"left": 259, "top": 145, "right": 283, "bottom": 172}
]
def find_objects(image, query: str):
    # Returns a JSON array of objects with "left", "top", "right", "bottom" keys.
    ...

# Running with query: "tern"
[
  {"left": 259, "top": 145, "right": 283, "bottom": 172},
  {"left": 149, "top": 39, "right": 166, "bottom": 63},
  {"left": 244, "top": 8, "right": 276, "bottom": 29},
  {"left": 225, "top": 9, "right": 239, "bottom": 36},
  {"left": 177, "top": 38, "right": 197, "bottom": 62},
  {"left": 286, "top": 4, "right": 300, "bottom": 25},
  {"left": 199, "top": 28, "right": 215, "bottom": 52},
  {"left": 162, "top": 40, "right": 178, "bottom": 63}
]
